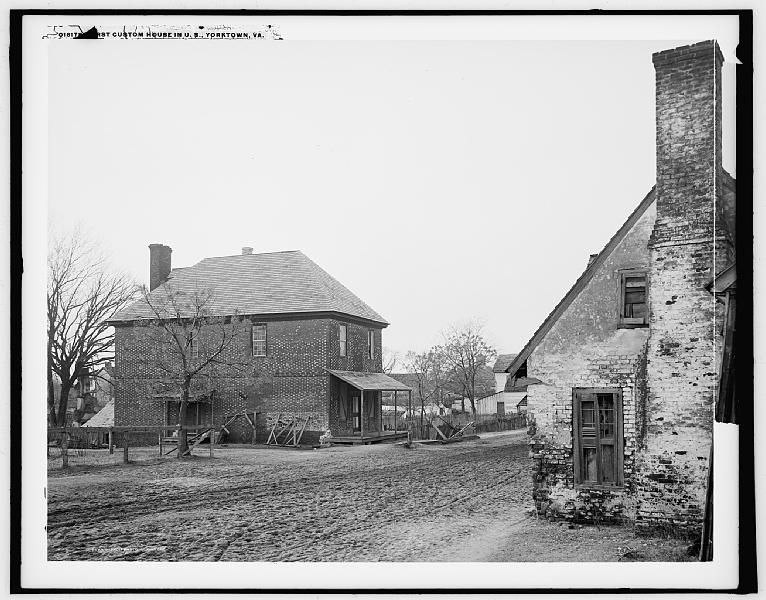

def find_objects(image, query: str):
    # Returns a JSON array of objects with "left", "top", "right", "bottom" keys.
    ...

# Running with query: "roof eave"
[
  {"left": 505, "top": 186, "right": 657, "bottom": 377},
  {"left": 110, "top": 309, "right": 389, "bottom": 328}
]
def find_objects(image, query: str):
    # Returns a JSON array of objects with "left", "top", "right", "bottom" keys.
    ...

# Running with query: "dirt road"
[{"left": 47, "top": 431, "right": 690, "bottom": 562}]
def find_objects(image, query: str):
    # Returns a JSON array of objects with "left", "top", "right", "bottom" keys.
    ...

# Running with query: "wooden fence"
[
  {"left": 402, "top": 412, "right": 528, "bottom": 441},
  {"left": 47, "top": 425, "right": 219, "bottom": 469}
]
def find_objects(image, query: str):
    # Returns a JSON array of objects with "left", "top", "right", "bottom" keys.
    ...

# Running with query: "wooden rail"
[{"left": 48, "top": 424, "right": 221, "bottom": 467}]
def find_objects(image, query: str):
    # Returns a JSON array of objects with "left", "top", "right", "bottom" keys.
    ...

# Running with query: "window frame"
[
  {"left": 189, "top": 337, "right": 199, "bottom": 360},
  {"left": 618, "top": 269, "right": 649, "bottom": 328},
  {"left": 572, "top": 387, "right": 624, "bottom": 489},
  {"left": 251, "top": 323, "right": 268, "bottom": 357},
  {"left": 367, "top": 329, "right": 374, "bottom": 359},
  {"left": 339, "top": 323, "right": 348, "bottom": 357}
]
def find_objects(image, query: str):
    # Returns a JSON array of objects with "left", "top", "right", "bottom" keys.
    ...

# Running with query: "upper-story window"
[
  {"left": 339, "top": 324, "right": 347, "bottom": 357},
  {"left": 619, "top": 270, "right": 648, "bottom": 327},
  {"left": 252, "top": 323, "right": 267, "bottom": 357},
  {"left": 367, "top": 329, "right": 374, "bottom": 359},
  {"left": 189, "top": 337, "right": 199, "bottom": 360}
]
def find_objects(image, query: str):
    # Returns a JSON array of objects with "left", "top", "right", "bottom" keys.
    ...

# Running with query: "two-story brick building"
[
  {"left": 110, "top": 246, "right": 411, "bottom": 445},
  {"left": 503, "top": 40, "right": 736, "bottom": 538}
]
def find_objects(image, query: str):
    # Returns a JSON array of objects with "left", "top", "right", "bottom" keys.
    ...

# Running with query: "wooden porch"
[{"left": 326, "top": 369, "right": 413, "bottom": 443}]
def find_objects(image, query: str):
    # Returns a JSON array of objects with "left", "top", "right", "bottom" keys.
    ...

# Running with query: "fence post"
[
  {"left": 210, "top": 429, "right": 215, "bottom": 458},
  {"left": 123, "top": 433, "right": 129, "bottom": 464},
  {"left": 108, "top": 428, "right": 114, "bottom": 454},
  {"left": 61, "top": 433, "right": 68, "bottom": 468}
]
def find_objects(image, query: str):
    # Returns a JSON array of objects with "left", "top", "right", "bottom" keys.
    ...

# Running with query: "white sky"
[{"left": 48, "top": 31, "right": 737, "bottom": 357}]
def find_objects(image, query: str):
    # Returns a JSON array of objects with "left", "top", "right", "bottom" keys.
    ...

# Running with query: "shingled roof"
[
  {"left": 493, "top": 354, "right": 517, "bottom": 373},
  {"left": 111, "top": 250, "right": 388, "bottom": 325}
]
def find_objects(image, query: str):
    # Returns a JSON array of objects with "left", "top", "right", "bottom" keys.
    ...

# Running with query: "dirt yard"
[{"left": 47, "top": 431, "right": 693, "bottom": 562}]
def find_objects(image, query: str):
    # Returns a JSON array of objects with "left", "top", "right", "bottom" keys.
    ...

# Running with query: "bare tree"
[
  {"left": 437, "top": 321, "right": 496, "bottom": 415},
  {"left": 47, "top": 229, "right": 137, "bottom": 427},
  {"left": 137, "top": 283, "right": 252, "bottom": 457},
  {"left": 382, "top": 347, "right": 400, "bottom": 374},
  {"left": 404, "top": 349, "right": 447, "bottom": 431}
]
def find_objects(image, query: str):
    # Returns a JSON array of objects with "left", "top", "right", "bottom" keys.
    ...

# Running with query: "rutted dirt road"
[{"left": 47, "top": 431, "right": 691, "bottom": 562}]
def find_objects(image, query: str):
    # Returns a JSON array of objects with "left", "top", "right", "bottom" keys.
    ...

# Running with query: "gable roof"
[
  {"left": 493, "top": 354, "right": 517, "bottom": 373},
  {"left": 111, "top": 250, "right": 388, "bottom": 326},
  {"left": 81, "top": 399, "right": 114, "bottom": 427},
  {"left": 505, "top": 187, "right": 656, "bottom": 377}
]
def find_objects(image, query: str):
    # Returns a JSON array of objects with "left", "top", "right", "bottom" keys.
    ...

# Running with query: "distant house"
[
  {"left": 109, "top": 246, "right": 411, "bottom": 444},
  {"left": 492, "top": 354, "right": 517, "bottom": 393},
  {"left": 91, "top": 362, "right": 115, "bottom": 412},
  {"left": 472, "top": 353, "right": 526, "bottom": 417},
  {"left": 52, "top": 362, "right": 114, "bottom": 427},
  {"left": 454, "top": 364, "right": 507, "bottom": 416},
  {"left": 503, "top": 41, "right": 736, "bottom": 537}
]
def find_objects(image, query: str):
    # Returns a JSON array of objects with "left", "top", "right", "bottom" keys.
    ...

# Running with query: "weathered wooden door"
[{"left": 350, "top": 392, "right": 361, "bottom": 433}]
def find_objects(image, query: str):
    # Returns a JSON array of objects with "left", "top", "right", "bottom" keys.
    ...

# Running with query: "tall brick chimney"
[
  {"left": 636, "top": 41, "right": 733, "bottom": 537},
  {"left": 148, "top": 243, "right": 172, "bottom": 291}
]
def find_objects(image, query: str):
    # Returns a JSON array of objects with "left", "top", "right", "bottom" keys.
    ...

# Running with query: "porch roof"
[{"left": 326, "top": 369, "right": 413, "bottom": 392}]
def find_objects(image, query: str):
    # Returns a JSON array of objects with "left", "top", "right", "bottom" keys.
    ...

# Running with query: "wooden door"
[{"left": 350, "top": 392, "right": 361, "bottom": 433}]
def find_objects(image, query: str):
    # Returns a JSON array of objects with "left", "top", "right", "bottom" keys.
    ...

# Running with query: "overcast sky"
[{"left": 48, "top": 34, "right": 737, "bottom": 357}]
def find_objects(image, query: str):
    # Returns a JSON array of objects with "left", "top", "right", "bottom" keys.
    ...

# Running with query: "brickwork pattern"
[
  {"left": 526, "top": 197, "right": 655, "bottom": 524},
  {"left": 637, "top": 40, "right": 734, "bottom": 538},
  {"left": 529, "top": 348, "right": 647, "bottom": 524},
  {"left": 115, "top": 316, "right": 384, "bottom": 444}
]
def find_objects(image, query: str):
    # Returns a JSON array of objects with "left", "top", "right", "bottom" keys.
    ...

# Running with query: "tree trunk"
[
  {"left": 47, "top": 371, "right": 56, "bottom": 427},
  {"left": 177, "top": 382, "right": 191, "bottom": 458},
  {"left": 470, "top": 397, "right": 477, "bottom": 416},
  {"left": 56, "top": 381, "right": 73, "bottom": 427}
]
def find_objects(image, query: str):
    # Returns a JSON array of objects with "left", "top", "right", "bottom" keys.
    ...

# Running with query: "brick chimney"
[
  {"left": 650, "top": 40, "right": 730, "bottom": 251},
  {"left": 636, "top": 40, "right": 733, "bottom": 537},
  {"left": 148, "top": 243, "right": 172, "bottom": 291},
  {"left": 242, "top": 247, "right": 253, "bottom": 255}
]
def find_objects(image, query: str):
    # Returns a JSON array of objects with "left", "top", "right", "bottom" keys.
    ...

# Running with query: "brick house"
[
  {"left": 503, "top": 41, "right": 736, "bottom": 537},
  {"left": 110, "top": 246, "right": 411, "bottom": 445}
]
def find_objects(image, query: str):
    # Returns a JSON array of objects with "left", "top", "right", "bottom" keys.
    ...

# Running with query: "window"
[
  {"left": 189, "top": 337, "right": 199, "bottom": 360},
  {"left": 339, "top": 324, "right": 347, "bottom": 357},
  {"left": 497, "top": 402, "right": 505, "bottom": 416},
  {"left": 367, "top": 329, "right": 374, "bottom": 359},
  {"left": 620, "top": 270, "right": 648, "bottom": 326},
  {"left": 573, "top": 389, "right": 623, "bottom": 486},
  {"left": 251, "top": 323, "right": 267, "bottom": 357}
]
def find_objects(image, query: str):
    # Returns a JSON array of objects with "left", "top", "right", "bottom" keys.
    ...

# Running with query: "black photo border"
[{"left": 9, "top": 8, "right": 755, "bottom": 594}]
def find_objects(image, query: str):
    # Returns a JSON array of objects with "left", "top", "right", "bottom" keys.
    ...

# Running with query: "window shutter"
[
  {"left": 574, "top": 389, "right": 623, "bottom": 487},
  {"left": 338, "top": 387, "right": 347, "bottom": 420}
]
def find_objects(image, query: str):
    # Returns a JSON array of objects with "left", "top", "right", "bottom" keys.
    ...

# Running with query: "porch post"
[
  {"left": 379, "top": 391, "right": 382, "bottom": 436},
  {"left": 394, "top": 390, "right": 397, "bottom": 433},
  {"left": 360, "top": 387, "right": 364, "bottom": 439}
]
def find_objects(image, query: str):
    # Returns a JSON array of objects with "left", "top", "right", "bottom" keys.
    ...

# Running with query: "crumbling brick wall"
[
  {"left": 636, "top": 41, "right": 734, "bottom": 538},
  {"left": 527, "top": 203, "right": 654, "bottom": 523}
]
